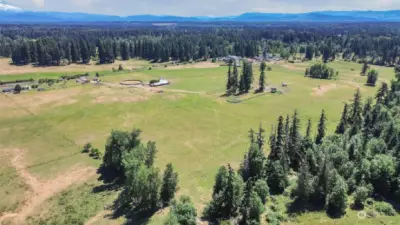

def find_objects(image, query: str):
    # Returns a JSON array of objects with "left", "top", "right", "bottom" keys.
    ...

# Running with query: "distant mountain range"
[{"left": 2, "top": 0, "right": 400, "bottom": 23}]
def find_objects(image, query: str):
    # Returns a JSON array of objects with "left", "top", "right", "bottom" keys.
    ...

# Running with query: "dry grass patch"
[
  {"left": 0, "top": 149, "right": 96, "bottom": 224},
  {"left": 165, "top": 62, "right": 220, "bottom": 70},
  {"left": 0, "top": 58, "right": 148, "bottom": 76},
  {"left": 91, "top": 86, "right": 154, "bottom": 104},
  {"left": 8, "top": 87, "right": 82, "bottom": 112}
]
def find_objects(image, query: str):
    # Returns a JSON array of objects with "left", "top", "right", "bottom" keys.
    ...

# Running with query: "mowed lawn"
[{"left": 0, "top": 60, "right": 399, "bottom": 224}]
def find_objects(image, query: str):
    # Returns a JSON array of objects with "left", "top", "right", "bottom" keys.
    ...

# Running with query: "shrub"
[
  {"left": 254, "top": 179, "right": 269, "bottom": 204},
  {"left": 211, "top": 58, "right": 216, "bottom": 63},
  {"left": 82, "top": 143, "right": 92, "bottom": 153},
  {"left": 353, "top": 185, "right": 372, "bottom": 208},
  {"left": 326, "top": 175, "right": 348, "bottom": 217},
  {"left": 47, "top": 80, "right": 55, "bottom": 86},
  {"left": 168, "top": 196, "right": 197, "bottom": 225},
  {"left": 31, "top": 84, "right": 39, "bottom": 89},
  {"left": 150, "top": 80, "right": 159, "bottom": 84},
  {"left": 266, "top": 211, "right": 288, "bottom": 225},
  {"left": 14, "top": 84, "right": 22, "bottom": 94},
  {"left": 375, "top": 202, "right": 396, "bottom": 216},
  {"left": 266, "top": 213, "right": 280, "bottom": 225},
  {"left": 89, "top": 148, "right": 102, "bottom": 159}
]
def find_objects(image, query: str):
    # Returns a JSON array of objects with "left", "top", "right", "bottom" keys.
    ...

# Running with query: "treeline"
[{"left": 5, "top": 23, "right": 400, "bottom": 66}]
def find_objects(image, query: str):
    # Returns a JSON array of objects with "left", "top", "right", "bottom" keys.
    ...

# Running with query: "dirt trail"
[
  {"left": 0, "top": 149, "right": 96, "bottom": 224},
  {"left": 84, "top": 210, "right": 113, "bottom": 225}
]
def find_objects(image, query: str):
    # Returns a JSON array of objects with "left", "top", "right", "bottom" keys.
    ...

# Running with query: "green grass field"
[{"left": 0, "top": 59, "right": 399, "bottom": 224}]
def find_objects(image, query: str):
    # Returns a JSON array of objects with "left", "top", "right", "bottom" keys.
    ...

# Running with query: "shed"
[
  {"left": 2, "top": 88, "right": 13, "bottom": 93},
  {"left": 150, "top": 78, "right": 170, "bottom": 87},
  {"left": 76, "top": 77, "right": 89, "bottom": 84}
]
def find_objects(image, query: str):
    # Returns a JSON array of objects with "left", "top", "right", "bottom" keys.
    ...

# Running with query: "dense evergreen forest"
[{"left": 4, "top": 23, "right": 400, "bottom": 66}]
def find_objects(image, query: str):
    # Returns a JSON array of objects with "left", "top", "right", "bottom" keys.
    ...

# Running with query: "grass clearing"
[
  {"left": 0, "top": 59, "right": 399, "bottom": 224},
  {"left": 0, "top": 58, "right": 150, "bottom": 76}
]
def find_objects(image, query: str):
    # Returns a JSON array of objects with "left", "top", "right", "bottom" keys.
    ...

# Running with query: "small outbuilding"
[
  {"left": 2, "top": 88, "right": 13, "bottom": 93},
  {"left": 150, "top": 78, "right": 170, "bottom": 87},
  {"left": 76, "top": 77, "right": 89, "bottom": 84}
]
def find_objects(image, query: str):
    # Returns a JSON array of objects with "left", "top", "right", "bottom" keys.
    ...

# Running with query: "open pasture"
[{"left": 0, "top": 59, "right": 399, "bottom": 224}]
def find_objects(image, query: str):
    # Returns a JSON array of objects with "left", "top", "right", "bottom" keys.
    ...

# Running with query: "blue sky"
[{"left": 9, "top": 0, "right": 400, "bottom": 16}]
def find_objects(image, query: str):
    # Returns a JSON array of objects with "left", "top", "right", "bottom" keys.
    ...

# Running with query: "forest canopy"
[{"left": 4, "top": 23, "right": 400, "bottom": 66}]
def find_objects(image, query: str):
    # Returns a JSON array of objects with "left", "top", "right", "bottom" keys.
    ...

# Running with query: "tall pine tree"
[
  {"left": 231, "top": 64, "right": 239, "bottom": 94},
  {"left": 315, "top": 110, "right": 327, "bottom": 144},
  {"left": 226, "top": 62, "right": 232, "bottom": 94},
  {"left": 335, "top": 104, "right": 349, "bottom": 134},
  {"left": 160, "top": 163, "right": 179, "bottom": 206},
  {"left": 259, "top": 61, "right": 266, "bottom": 92}
]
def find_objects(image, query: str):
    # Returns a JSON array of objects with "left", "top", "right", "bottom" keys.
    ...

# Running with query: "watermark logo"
[{"left": 357, "top": 211, "right": 367, "bottom": 219}]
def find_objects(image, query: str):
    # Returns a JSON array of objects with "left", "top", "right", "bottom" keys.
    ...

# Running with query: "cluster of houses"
[
  {"left": 216, "top": 54, "right": 283, "bottom": 66},
  {"left": 2, "top": 85, "right": 31, "bottom": 93},
  {"left": 75, "top": 76, "right": 101, "bottom": 84},
  {"left": 1, "top": 75, "right": 100, "bottom": 94}
]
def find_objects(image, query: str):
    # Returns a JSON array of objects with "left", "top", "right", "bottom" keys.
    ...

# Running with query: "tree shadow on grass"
[
  {"left": 96, "top": 165, "right": 125, "bottom": 186},
  {"left": 288, "top": 198, "right": 347, "bottom": 219},
  {"left": 254, "top": 89, "right": 264, "bottom": 94},
  {"left": 287, "top": 198, "right": 324, "bottom": 216},
  {"left": 220, "top": 93, "right": 231, "bottom": 97},
  {"left": 108, "top": 189, "right": 157, "bottom": 225},
  {"left": 92, "top": 166, "right": 123, "bottom": 195}
]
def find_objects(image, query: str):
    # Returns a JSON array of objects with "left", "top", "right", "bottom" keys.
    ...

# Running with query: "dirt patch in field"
[
  {"left": 280, "top": 62, "right": 307, "bottom": 71},
  {"left": 0, "top": 149, "right": 96, "bottom": 224},
  {"left": 312, "top": 84, "right": 338, "bottom": 96},
  {"left": 89, "top": 85, "right": 155, "bottom": 104},
  {"left": 0, "top": 58, "right": 147, "bottom": 76},
  {"left": 165, "top": 62, "right": 220, "bottom": 70},
  {"left": 164, "top": 93, "right": 185, "bottom": 101},
  {"left": 10, "top": 87, "right": 81, "bottom": 109},
  {"left": 93, "top": 94, "right": 150, "bottom": 104}
]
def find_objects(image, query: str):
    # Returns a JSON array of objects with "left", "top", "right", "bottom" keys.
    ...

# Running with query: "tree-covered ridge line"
[{"left": 5, "top": 24, "right": 400, "bottom": 66}]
